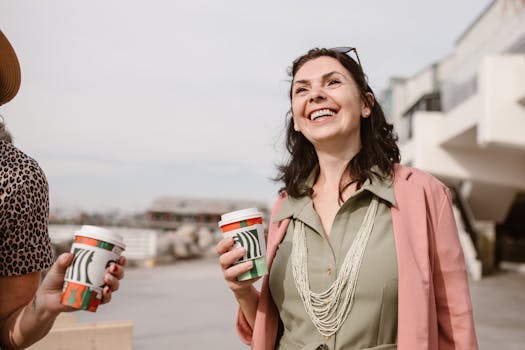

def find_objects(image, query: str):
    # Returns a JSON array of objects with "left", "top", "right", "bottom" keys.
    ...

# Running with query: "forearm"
[
  {"left": 234, "top": 285, "right": 260, "bottom": 329},
  {"left": 1, "top": 296, "right": 59, "bottom": 349}
]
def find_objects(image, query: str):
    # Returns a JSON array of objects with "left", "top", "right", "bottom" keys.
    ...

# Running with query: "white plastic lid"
[
  {"left": 75, "top": 225, "right": 126, "bottom": 249},
  {"left": 218, "top": 208, "right": 263, "bottom": 228}
]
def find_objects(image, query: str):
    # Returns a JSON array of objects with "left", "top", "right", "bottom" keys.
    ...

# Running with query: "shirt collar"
[
  {"left": 273, "top": 166, "right": 396, "bottom": 222},
  {"left": 359, "top": 171, "right": 396, "bottom": 206}
]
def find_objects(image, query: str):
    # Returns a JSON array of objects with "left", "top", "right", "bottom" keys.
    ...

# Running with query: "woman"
[
  {"left": 217, "top": 48, "right": 478, "bottom": 349},
  {"left": 0, "top": 30, "right": 125, "bottom": 349}
]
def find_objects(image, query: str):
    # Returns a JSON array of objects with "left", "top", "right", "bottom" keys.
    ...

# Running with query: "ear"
[
  {"left": 293, "top": 117, "right": 300, "bottom": 132},
  {"left": 289, "top": 110, "right": 300, "bottom": 132},
  {"left": 361, "top": 92, "right": 375, "bottom": 118}
]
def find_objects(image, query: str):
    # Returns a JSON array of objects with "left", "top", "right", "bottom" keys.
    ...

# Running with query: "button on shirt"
[{"left": 269, "top": 174, "right": 398, "bottom": 350}]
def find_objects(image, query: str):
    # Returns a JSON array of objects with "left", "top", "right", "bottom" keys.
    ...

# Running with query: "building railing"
[
  {"left": 441, "top": 76, "right": 478, "bottom": 113},
  {"left": 398, "top": 92, "right": 441, "bottom": 144}
]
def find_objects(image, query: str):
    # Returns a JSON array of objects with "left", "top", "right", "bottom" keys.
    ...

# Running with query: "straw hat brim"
[{"left": 0, "top": 30, "right": 21, "bottom": 106}]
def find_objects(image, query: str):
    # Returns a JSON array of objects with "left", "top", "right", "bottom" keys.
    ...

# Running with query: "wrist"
[
  {"left": 233, "top": 285, "right": 257, "bottom": 300},
  {"left": 31, "top": 292, "right": 60, "bottom": 322}
]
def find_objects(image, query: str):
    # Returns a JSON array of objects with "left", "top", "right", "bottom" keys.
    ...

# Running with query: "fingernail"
[
  {"left": 106, "top": 274, "right": 115, "bottom": 282},
  {"left": 112, "top": 264, "right": 118, "bottom": 273}
]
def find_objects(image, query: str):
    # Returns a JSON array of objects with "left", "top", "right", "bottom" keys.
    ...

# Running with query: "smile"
[{"left": 309, "top": 109, "right": 336, "bottom": 121}]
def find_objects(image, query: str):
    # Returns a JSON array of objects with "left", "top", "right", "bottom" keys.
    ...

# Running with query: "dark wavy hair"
[{"left": 276, "top": 48, "right": 400, "bottom": 199}]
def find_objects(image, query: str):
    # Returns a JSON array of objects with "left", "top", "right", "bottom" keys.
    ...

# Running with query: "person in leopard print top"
[
  {"left": 0, "top": 30, "right": 125, "bottom": 349},
  {"left": 0, "top": 135, "right": 54, "bottom": 276}
]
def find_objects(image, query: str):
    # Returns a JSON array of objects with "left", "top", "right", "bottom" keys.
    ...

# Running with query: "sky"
[{"left": 0, "top": 0, "right": 494, "bottom": 214}]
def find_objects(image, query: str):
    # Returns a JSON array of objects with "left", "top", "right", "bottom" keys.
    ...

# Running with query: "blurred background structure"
[
  {"left": 49, "top": 197, "right": 268, "bottom": 265},
  {"left": 381, "top": 0, "right": 525, "bottom": 279}
]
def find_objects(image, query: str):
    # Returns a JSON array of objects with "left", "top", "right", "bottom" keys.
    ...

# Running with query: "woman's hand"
[
  {"left": 34, "top": 253, "right": 126, "bottom": 317},
  {"left": 217, "top": 237, "right": 261, "bottom": 328},
  {"left": 217, "top": 237, "right": 260, "bottom": 296},
  {"left": 101, "top": 255, "right": 126, "bottom": 304},
  {"left": 0, "top": 254, "right": 126, "bottom": 349}
]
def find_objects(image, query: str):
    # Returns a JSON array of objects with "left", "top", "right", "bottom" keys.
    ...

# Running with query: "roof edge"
[{"left": 454, "top": 1, "right": 497, "bottom": 46}]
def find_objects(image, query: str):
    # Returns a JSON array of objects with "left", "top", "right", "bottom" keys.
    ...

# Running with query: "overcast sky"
[{"left": 0, "top": 0, "right": 493, "bottom": 214}]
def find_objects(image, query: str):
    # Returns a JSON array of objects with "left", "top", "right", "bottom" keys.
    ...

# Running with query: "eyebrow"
[{"left": 293, "top": 71, "right": 345, "bottom": 86}]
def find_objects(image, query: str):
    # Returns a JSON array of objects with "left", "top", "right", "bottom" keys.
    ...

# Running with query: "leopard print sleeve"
[{"left": 0, "top": 141, "right": 54, "bottom": 276}]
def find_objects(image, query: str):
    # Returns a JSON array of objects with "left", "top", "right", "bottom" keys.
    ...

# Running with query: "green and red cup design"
[
  {"left": 61, "top": 225, "right": 125, "bottom": 312},
  {"left": 219, "top": 208, "right": 267, "bottom": 281}
]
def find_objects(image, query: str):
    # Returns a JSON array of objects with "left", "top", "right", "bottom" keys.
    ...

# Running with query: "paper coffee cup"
[
  {"left": 219, "top": 208, "right": 267, "bottom": 281},
  {"left": 61, "top": 225, "right": 125, "bottom": 312}
]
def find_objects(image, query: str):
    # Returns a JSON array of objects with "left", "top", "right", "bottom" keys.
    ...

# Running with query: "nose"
[{"left": 309, "top": 85, "right": 326, "bottom": 103}]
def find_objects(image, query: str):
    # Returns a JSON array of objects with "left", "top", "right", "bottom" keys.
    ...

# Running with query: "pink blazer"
[{"left": 236, "top": 165, "right": 478, "bottom": 350}]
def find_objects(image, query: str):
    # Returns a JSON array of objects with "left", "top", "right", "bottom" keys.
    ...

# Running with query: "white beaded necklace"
[{"left": 291, "top": 196, "right": 379, "bottom": 337}]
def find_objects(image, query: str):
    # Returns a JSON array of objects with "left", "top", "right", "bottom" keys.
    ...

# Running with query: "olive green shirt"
[{"left": 269, "top": 175, "right": 398, "bottom": 350}]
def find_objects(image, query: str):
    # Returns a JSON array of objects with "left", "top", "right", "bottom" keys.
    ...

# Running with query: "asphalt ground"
[{"left": 75, "top": 257, "right": 525, "bottom": 349}]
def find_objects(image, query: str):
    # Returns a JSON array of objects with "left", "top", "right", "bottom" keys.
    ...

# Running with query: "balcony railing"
[
  {"left": 441, "top": 76, "right": 477, "bottom": 113},
  {"left": 399, "top": 92, "right": 442, "bottom": 143}
]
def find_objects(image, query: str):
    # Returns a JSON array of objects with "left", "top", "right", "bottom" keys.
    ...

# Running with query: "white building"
[{"left": 382, "top": 0, "right": 525, "bottom": 276}]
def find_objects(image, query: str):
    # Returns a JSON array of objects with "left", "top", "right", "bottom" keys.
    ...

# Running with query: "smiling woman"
[{"left": 217, "top": 47, "right": 478, "bottom": 350}]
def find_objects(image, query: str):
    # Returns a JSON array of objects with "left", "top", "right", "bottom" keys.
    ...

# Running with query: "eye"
[
  {"left": 327, "top": 79, "right": 341, "bottom": 86},
  {"left": 294, "top": 86, "right": 308, "bottom": 95}
]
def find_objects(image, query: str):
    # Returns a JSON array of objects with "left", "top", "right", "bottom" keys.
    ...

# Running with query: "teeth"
[{"left": 310, "top": 109, "right": 335, "bottom": 120}]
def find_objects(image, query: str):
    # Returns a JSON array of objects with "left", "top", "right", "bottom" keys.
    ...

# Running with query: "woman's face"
[{"left": 291, "top": 56, "right": 371, "bottom": 150}]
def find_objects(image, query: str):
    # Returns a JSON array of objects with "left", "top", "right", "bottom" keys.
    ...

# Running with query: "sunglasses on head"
[{"left": 330, "top": 46, "right": 362, "bottom": 68}]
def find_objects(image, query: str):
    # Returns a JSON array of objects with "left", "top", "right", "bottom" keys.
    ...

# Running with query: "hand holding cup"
[
  {"left": 217, "top": 237, "right": 261, "bottom": 295},
  {"left": 35, "top": 252, "right": 126, "bottom": 317},
  {"left": 60, "top": 225, "right": 126, "bottom": 312},
  {"left": 217, "top": 208, "right": 267, "bottom": 295}
]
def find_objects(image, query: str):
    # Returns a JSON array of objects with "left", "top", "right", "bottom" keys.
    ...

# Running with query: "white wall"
[{"left": 479, "top": 55, "right": 525, "bottom": 149}]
